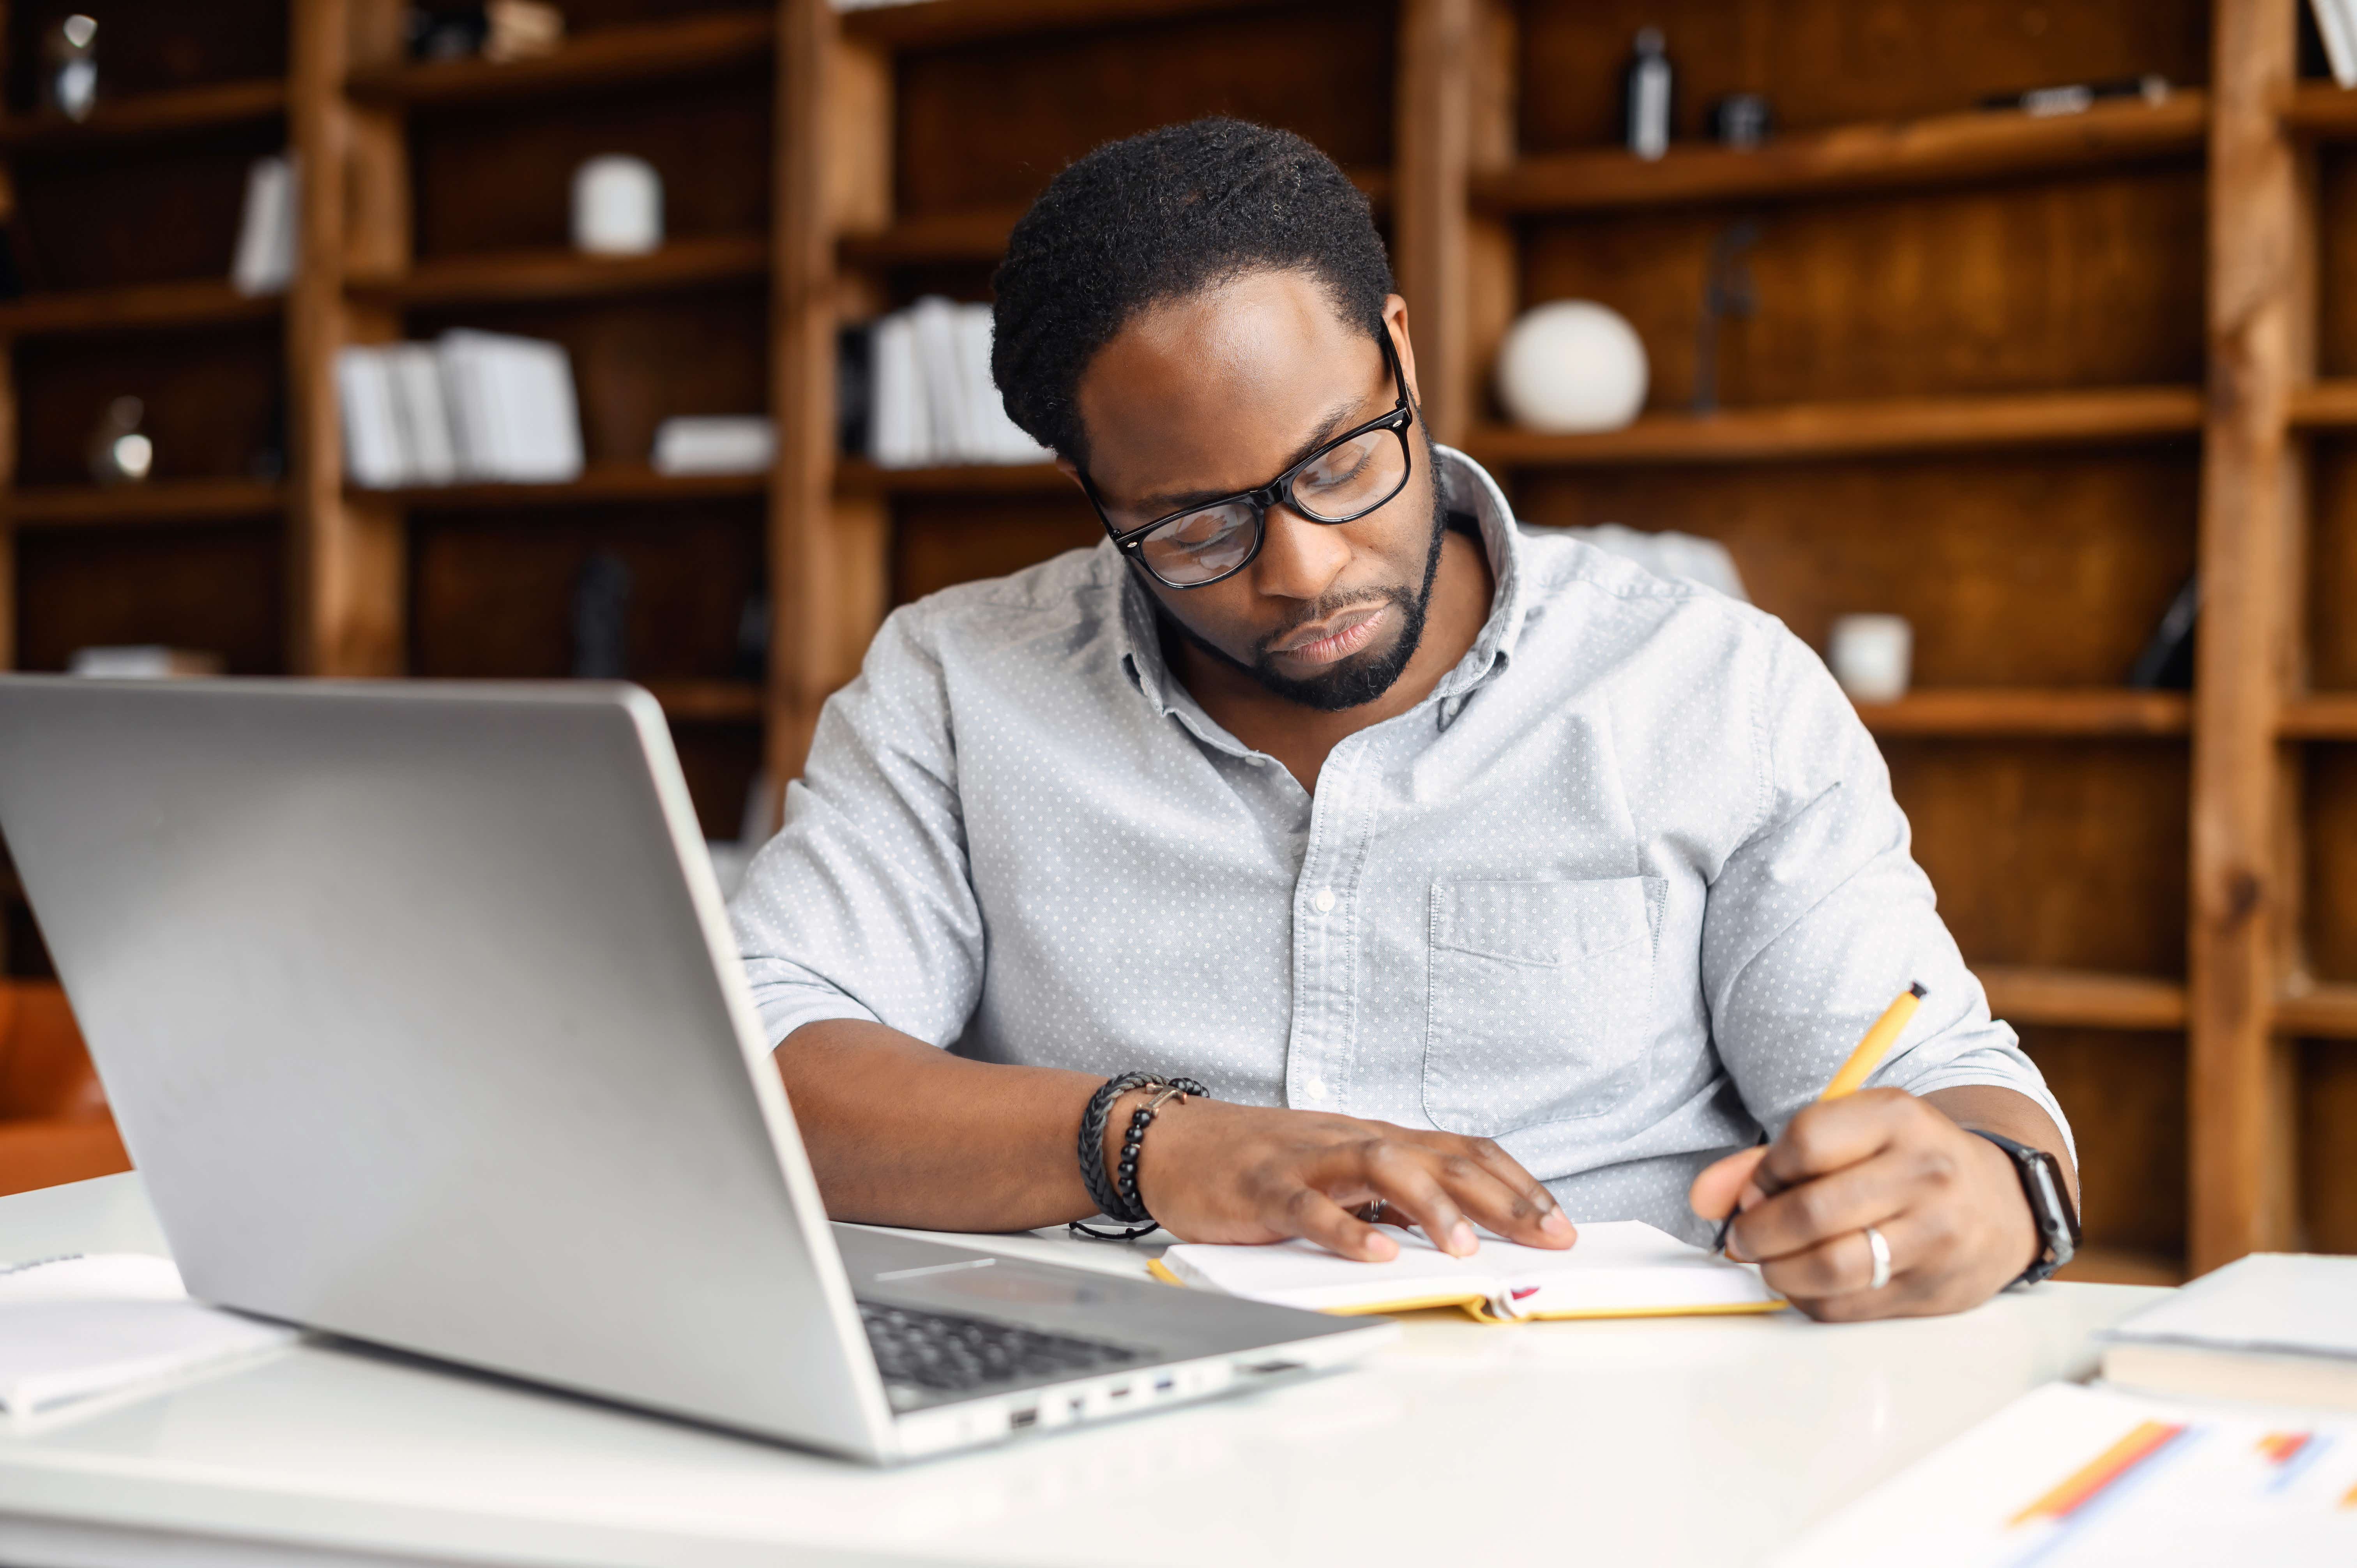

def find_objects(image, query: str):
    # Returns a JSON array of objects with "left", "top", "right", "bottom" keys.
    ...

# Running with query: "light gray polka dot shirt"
[{"left": 731, "top": 449, "right": 2072, "bottom": 1245}]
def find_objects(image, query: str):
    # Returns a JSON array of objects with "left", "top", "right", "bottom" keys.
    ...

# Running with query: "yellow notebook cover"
[{"left": 1148, "top": 1220, "right": 1785, "bottom": 1324}]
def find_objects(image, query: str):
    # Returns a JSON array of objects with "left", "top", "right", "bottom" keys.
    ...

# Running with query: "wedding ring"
[
  {"left": 1356, "top": 1199, "right": 1388, "bottom": 1224},
  {"left": 1862, "top": 1224, "right": 1892, "bottom": 1292}
]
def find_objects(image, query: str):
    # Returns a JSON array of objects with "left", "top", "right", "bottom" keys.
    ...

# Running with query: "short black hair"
[{"left": 990, "top": 117, "right": 1394, "bottom": 466}]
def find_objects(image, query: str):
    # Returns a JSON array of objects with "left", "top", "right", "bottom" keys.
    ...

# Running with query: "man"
[{"left": 733, "top": 118, "right": 2077, "bottom": 1321}]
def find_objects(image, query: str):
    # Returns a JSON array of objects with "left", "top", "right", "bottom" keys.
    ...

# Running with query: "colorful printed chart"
[{"left": 1771, "top": 1383, "right": 2357, "bottom": 1567}]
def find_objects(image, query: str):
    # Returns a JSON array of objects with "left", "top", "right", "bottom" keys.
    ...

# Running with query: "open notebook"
[{"left": 1149, "top": 1220, "right": 1785, "bottom": 1323}]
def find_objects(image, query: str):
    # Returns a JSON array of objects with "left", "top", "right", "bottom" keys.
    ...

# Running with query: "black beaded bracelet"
[{"left": 1071, "top": 1072, "right": 1210, "bottom": 1241}]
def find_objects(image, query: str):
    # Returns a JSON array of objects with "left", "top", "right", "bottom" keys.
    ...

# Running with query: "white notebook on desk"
[
  {"left": 0, "top": 1254, "right": 295, "bottom": 1416},
  {"left": 1150, "top": 1220, "right": 1783, "bottom": 1323},
  {"left": 2100, "top": 1252, "right": 2357, "bottom": 1412}
]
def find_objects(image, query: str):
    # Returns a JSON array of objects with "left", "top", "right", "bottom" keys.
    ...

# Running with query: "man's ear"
[{"left": 1384, "top": 293, "right": 1421, "bottom": 409}]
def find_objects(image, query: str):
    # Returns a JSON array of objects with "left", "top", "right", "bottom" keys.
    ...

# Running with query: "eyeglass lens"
[{"left": 1137, "top": 426, "right": 1409, "bottom": 586}]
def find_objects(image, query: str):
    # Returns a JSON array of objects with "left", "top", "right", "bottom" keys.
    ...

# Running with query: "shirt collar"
[{"left": 1114, "top": 445, "right": 1528, "bottom": 721}]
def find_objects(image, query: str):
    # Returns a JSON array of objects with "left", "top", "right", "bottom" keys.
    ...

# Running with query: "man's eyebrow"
[{"left": 1130, "top": 395, "right": 1367, "bottom": 514}]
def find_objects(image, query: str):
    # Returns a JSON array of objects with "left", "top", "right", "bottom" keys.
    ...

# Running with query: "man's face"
[{"left": 1068, "top": 270, "right": 1443, "bottom": 712}]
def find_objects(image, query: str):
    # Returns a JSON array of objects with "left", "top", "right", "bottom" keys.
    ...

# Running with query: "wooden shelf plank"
[
  {"left": 349, "top": 234, "right": 769, "bottom": 308},
  {"left": 1979, "top": 964, "right": 2188, "bottom": 1031},
  {"left": 835, "top": 458, "right": 1069, "bottom": 496},
  {"left": 2285, "top": 83, "right": 2357, "bottom": 139},
  {"left": 0, "top": 78, "right": 286, "bottom": 150},
  {"left": 347, "top": 12, "right": 772, "bottom": 106},
  {"left": 2274, "top": 982, "right": 2357, "bottom": 1038},
  {"left": 839, "top": 170, "right": 1390, "bottom": 268},
  {"left": 2055, "top": 1247, "right": 2186, "bottom": 1287},
  {"left": 5, "top": 479, "right": 288, "bottom": 529},
  {"left": 357, "top": 464, "right": 767, "bottom": 510},
  {"left": 843, "top": 0, "right": 1291, "bottom": 50},
  {"left": 1461, "top": 386, "right": 2203, "bottom": 468},
  {"left": 1855, "top": 689, "right": 2191, "bottom": 738},
  {"left": 641, "top": 679, "right": 765, "bottom": 723},
  {"left": 2279, "top": 693, "right": 2357, "bottom": 738},
  {"left": 2288, "top": 378, "right": 2357, "bottom": 427},
  {"left": 0, "top": 279, "right": 280, "bottom": 337},
  {"left": 1474, "top": 92, "right": 2208, "bottom": 215}
]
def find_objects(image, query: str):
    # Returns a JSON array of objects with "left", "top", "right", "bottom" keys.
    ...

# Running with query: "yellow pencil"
[{"left": 1712, "top": 981, "right": 1926, "bottom": 1251}]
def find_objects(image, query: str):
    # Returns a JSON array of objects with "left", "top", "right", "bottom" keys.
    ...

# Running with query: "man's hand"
[
  {"left": 1687, "top": 1088, "right": 2043, "bottom": 1320},
  {"left": 1130, "top": 1096, "right": 1575, "bottom": 1261}
]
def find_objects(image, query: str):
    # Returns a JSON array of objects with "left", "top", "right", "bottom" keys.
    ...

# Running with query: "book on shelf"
[
  {"left": 230, "top": 155, "right": 297, "bottom": 298},
  {"left": 2315, "top": 0, "right": 2357, "bottom": 88},
  {"left": 338, "top": 330, "right": 584, "bottom": 489},
  {"left": 651, "top": 415, "right": 774, "bottom": 476},
  {"left": 846, "top": 297, "right": 1051, "bottom": 469},
  {"left": 2098, "top": 1252, "right": 2357, "bottom": 1413}
]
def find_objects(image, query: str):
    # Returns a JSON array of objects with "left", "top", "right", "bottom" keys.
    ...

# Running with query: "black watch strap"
[{"left": 1970, "top": 1129, "right": 2080, "bottom": 1288}]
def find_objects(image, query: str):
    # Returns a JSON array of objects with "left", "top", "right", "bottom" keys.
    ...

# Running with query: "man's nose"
[{"left": 1249, "top": 504, "right": 1352, "bottom": 603}]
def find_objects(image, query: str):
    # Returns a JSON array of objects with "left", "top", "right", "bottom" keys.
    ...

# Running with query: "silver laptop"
[{"left": 0, "top": 677, "right": 1391, "bottom": 1463}]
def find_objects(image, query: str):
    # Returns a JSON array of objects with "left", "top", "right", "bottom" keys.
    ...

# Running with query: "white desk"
[{"left": 0, "top": 1174, "right": 2158, "bottom": 1568}]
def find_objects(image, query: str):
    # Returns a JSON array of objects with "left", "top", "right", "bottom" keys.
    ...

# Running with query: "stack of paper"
[
  {"left": 2099, "top": 1252, "right": 2357, "bottom": 1413},
  {"left": 1154, "top": 1220, "right": 1783, "bottom": 1323},
  {"left": 230, "top": 154, "right": 297, "bottom": 297},
  {"left": 652, "top": 415, "right": 774, "bottom": 475},
  {"left": 0, "top": 1254, "right": 295, "bottom": 1417},
  {"left": 861, "top": 297, "right": 1051, "bottom": 468},
  {"left": 1771, "top": 1382, "right": 2357, "bottom": 1567},
  {"left": 338, "top": 330, "right": 584, "bottom": 489}
]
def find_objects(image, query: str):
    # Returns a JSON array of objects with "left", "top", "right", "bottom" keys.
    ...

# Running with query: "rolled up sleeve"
[
  {"left": 728, "top": 604, "right": 986, "bottom": 1050},
  {"left": 1698, "top": 628, "right": 2075, "bottom": 1166}
]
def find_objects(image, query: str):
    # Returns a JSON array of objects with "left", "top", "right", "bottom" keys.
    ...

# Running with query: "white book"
[
  {"left": 651, "top": 415, "right": 774, "bottom": 475},
  {"left": 230, "top": 154, "right": 297, "bottom": 297},
  {"left": 908, "top": 296, "right": 974, "bottom": 463},
  {"left": 0, "top": 1254, "right": 295, "bottom": 1416},
  {"left": 2317, "top": 0, "right": 2357, "bottom": 88},
  {"left": 2100, "top": 1252, "right": 2357, "bottom": 1413},
  {"left": 868, "top": 312, "right": 927, "bottom": 468},
  {"left": 1154, "top": 1220, "right": 1783, "bottom": 1323},
  {"left": 334, "top": 345, "right": 408, "bottom": 489},
  {"left": 956, "top": 305, "right": 1050, "bottom": 464},
  {"left": 435, "top": 331, "right": 500, "bottom": 480},
  {"left": 385, "top": 343, "right": 458, "bottom": 486},
  {"left": 491, "top": 335, "right": 585, "bottom": 482}
]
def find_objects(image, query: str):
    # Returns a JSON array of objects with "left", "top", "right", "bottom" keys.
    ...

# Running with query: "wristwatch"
[{"left": 1970, "top": 1130, "right": 2080, "bottom": 1288}]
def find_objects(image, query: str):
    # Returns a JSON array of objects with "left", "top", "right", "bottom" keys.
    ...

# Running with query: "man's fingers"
[
  {"left": 1754, "top": 1207, "right": 1930, "bottom": 1303},
  {"left": 1726, "top": 1147, "right": 1915, "bottom": 1263},
  {"left": 1754, "top": 1089, "right": 1912, "bottom": 1194},
  {"left": 1345, "top": 1143, "right": 1482, "bottom": 1256},
  {"left": 1439, "top": 1134, "right": 1572, "bottom": 1229},
  {"left": 1424, "top": 1147, "right": 1575, "bottom": 1250},
  {"left": 1279, "top": 1184, "right": 1399, "bottom": 1262},
  {"left": 1689, "top": 1144, "right": 1770, "bottom": 1223}
]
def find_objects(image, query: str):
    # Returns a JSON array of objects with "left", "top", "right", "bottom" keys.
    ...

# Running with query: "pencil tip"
[{"left": 1909, "top": 981, "right": 1927, "bottom": 998}]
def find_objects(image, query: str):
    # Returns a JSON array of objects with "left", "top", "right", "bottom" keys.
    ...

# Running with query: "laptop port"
[
  {"left": 1245, "top": 1360, "right": 1305, "bottom": 1376},
  {"left": 1010, "top": 1407, "right": 1039, "bottom": 1429},
  {"left": 1154, "top": 1375, "right": 1176, "bottom": 1393}
]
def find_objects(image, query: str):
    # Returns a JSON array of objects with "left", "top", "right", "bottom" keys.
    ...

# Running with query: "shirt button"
[
  {"left": 1312, "top": 888, "right": 1337, "bottom": 913},
  {"left": 1303, "top": 1076, "right": 1328, "bottom": 1100}
]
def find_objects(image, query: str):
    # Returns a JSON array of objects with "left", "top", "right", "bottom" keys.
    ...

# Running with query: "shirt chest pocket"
[{"left": 1422, "top": 876, "right": 1666, "bottom": 1136}]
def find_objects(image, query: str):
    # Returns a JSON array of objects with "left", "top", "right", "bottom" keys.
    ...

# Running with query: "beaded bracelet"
[{"left": 1070, "top": 1072, "right": 1210, "bottom": 1241}]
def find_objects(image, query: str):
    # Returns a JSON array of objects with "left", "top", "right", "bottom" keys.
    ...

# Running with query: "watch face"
[{"left": 2026, "top": 1153, "right": 2080, "bottom": 1257}]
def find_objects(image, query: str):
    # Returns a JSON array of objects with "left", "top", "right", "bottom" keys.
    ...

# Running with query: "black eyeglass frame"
[{"left": 1078, "top": 330, "right": 1417, "bottom": 590}]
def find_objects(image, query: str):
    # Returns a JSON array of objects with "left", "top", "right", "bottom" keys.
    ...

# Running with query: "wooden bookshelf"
[
  {"left": 346, "top": 11, "right": 774, "bottom": 106},
  {"left": 1980, "top": 966, "right": 2190, "bottom": 1031},
  {"left": 357, "top": 465, "right": 767, "bottom": 511},
  {"left": 2274, "top": 983, "right": 2357, "bottom": 1039},
  {"left": 5, "top": 480, "right": 289, "bottom": 530},
  {"left": 0, "top": 79, "right": 287, "bottom": 149},
  {"left": 1461, "top": 387, "right": 2204, "bottom": 469},
  {"left": 838, "top": 0, "right": 1292, "bottom": 49},
  {"left": 1473, "top": 92, "right": 2210, "bottom": 216},
  {"left": 347, "top": 235, "right": 769, "bottom": 309},
  {"left": 834, "top": 459, "right": 1067, "bottom": 497},
  {"left": 642, "top": 679, "right": 765, "bottom": 723},
  {"left": 1853, "top": 690, "right": 2192, "bottom": 739},
  {"left": 0, "top": 280, "right": 282, "bottom": 337}
]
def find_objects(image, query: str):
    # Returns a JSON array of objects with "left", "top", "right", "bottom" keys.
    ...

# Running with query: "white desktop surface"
[{"left": 0, "top": 1174, "right": 2160, "bottom": 1568}]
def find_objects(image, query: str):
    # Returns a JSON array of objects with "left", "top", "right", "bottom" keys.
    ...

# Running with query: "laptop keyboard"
[{"left": 858, "top": 1301, "right": 1146, "bottom": 1397}]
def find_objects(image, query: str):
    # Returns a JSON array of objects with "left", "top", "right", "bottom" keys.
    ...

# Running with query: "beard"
[{"left": 1150, "top": 479, "right": 1452, "bottom": 713}]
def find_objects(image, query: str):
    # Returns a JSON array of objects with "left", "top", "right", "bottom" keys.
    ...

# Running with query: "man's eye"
[{"left": 1300, "top": 438, "right": 1376, "bottom": 491}]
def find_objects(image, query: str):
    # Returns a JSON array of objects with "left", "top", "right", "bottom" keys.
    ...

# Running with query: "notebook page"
[{"left": 2105, "top": 1254, "right": 2357, "bottom": 1360}]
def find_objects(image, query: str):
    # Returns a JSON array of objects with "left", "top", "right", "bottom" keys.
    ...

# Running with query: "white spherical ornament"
[{"left": 1494, "top": 300, "right": 1650, "bottom": 433}]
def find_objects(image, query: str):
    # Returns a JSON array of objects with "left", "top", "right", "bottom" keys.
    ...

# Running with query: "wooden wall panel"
[
  {"left": 12, "top": 327, "right": 283, "bottom": 486},
  {"left": 1885, "top": 740, "right": 2189, "bottom": 977},
  {"left": 2305, "top": 438, "right": 2357, "bottom": 687},
  {"left": 14, "top": 526, "right": 285, "bottom": 673},
  {"left": 891, "top": 491, "right": 1098, "bottom": 607},
  {"left": 1510, "top": 450, "right": 2199, "bottom": 685},
  {"left": 1518, "top": 0, "right": 2209, "bottom": 153},
  {"left": 410, "top": 80, "right": 771, "bottom": 259},
  {"left": 4, "top": 0, "right": 286, "bottom": 108},
  {"left": 2022, "top": 1027, "right": 2188, "bottom": 1259},
  {"left": 2301, "top": 1040, "right": 2357, "bottom": 1253},
  {"left": 2309, "top": 148, "right": 2357, "bottom": 379},
  {"left": 2299, "top": 745, "right": 2357, "bottom": 982},
  {"left": 668, "top": 723, "right": 764, "bottom": 842},
  {"left": 409, "top": 292, "right": 767, "bottom": 467},
  {"left": 1519, "top": 170, "right": 2206, "bottom": 411},
  {"left": 554, "top": 0, "right": 769, "bottom": 29},
  {"left": 893, "top": 1, "right": 1395, "bottom": 215},
  {"left": 407, "top": 501, "right": 766, "bottom": 680}
]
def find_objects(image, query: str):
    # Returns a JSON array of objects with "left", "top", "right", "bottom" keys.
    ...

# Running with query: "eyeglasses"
[{"left": 1080, "top": 332, "right": 1416, "bottom": 590}]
